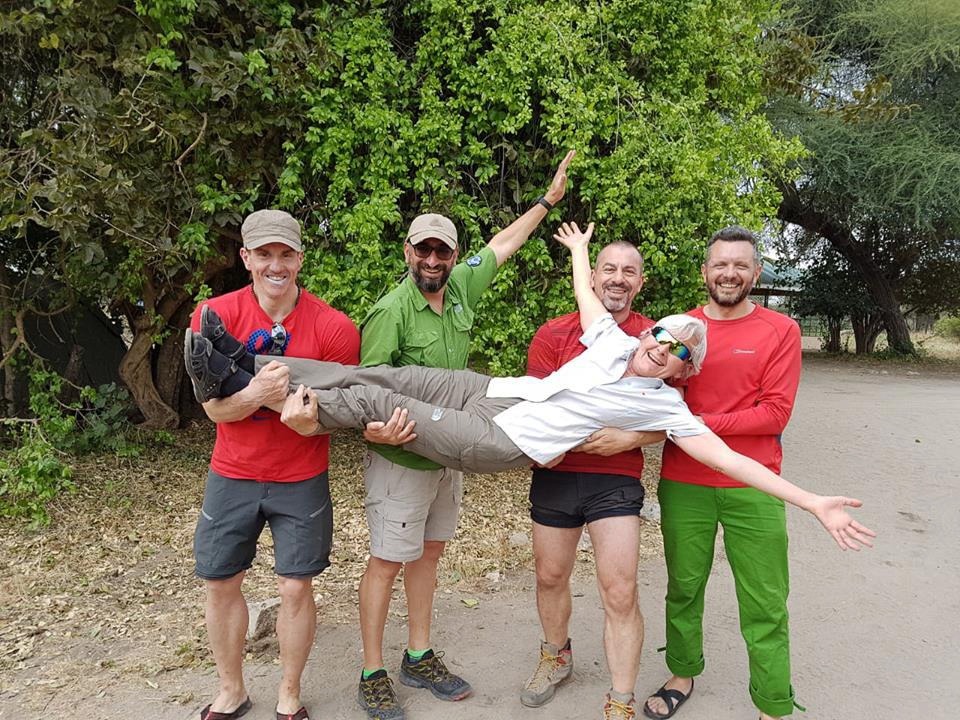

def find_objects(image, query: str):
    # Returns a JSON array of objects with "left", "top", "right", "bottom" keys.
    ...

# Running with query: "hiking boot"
[
  {"left": 357, "top": 669, "right": 405, "bottom": 720},
  {"left": 183, "top": 330, "right": 239, "bottom": 403},
  {"left": 398, "top": 649, "right": 472, "bottom": 701},
  {"left": 200, "top": 304, "right": 253, "bottom": 373},
  {"left": 603, "top": 692, "right": 637, "bottom": 720},
  {"left": 520, "top": 639, "right": 573, "bottom": 707}
]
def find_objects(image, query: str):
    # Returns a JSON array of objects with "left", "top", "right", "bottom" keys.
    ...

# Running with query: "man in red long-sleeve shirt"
[
  {"left": 643, "top": 227, "right": 802, "bottom": 720},
  {"left": 521, "top": 241, "right": 664, "bottom": 720}
]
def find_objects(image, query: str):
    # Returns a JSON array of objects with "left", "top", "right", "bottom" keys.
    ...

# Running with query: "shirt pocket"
[{"left": 402, "top": 330, "right": 440, "bottom": 365}]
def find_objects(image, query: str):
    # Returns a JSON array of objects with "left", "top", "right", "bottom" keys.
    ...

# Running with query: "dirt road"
[{"left": 2, "top": 361, "right": 957, "bottom": 719}]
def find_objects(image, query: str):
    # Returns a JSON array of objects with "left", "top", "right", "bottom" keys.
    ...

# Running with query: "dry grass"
[{"left": 0, "top": 425, "right": 663, "bottom": 705}]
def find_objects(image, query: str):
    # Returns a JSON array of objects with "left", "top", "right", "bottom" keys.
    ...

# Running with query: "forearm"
[
  {"left": 487, "top": 204, "right": 549, "bottom": 266},
  {"left": 569, "top": 243, "right": 605, "bottom": 330},
  {"left": 202, "top": 386, "right": 267, "bottom": 423},
  {"left": 701, "top": 404, "right": 793, "bottom": 436}
]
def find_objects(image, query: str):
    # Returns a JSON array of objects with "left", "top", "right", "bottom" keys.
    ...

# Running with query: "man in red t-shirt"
[
  {"left": 521, "top": 241, "right": 663, "bottom": 718},
  {"left": 190, "top": 209, "right": 361, "bottom": 720},
  {"left": 643, "top": 227, "right": 802, "bottom": 720}
]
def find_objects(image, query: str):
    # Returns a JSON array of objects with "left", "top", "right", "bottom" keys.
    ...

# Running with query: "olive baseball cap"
[
  {"left": 406, "top": 213, "right": 457, "bottom": 250},
  {"left": 241, "top": 209, "right": 302, "bottom": 252}
]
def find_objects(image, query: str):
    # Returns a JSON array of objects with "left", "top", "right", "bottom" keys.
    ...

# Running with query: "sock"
[
  {"left": 206, "top": 348, "right": 253, "bottom": 397},
  {"left": 362, "top": 667, "right": 386, "bottom": 680},
  {"left": 406, "top": 648, "right": 431, "bottom": 661},
  {"left": 236, "top": 351, "right": 254, "bottom": 375},
  {"left": 608, "top": 689, "right": 634, "bottom": 704}
]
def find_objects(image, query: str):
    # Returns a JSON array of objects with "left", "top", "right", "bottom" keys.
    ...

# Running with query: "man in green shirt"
[{"left": 356, "top": 151, "right": 575, "bottom": 720}]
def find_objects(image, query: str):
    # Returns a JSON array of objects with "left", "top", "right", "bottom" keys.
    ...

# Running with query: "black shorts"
[
  {"left": 194, "top": 469, "right": 333, "bottom": 579},
  {"left": 529, "top": 469, "right": 644, "bottom": 528}
]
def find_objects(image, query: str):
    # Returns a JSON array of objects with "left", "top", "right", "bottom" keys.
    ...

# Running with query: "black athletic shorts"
[
  {"left": 529, "top": 468, "right": 645, "bottom": 528},
  {"left": 194, "top": 469, "right": 333, "bottom": 579}
]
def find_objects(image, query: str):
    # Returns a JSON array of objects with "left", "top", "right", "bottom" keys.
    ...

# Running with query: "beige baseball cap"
[
  {"left": 406, "top": 213, "right": 457, "bottom": 250},
  {"left": 241, "top": 209, "right": 302, "bottom": 252}
]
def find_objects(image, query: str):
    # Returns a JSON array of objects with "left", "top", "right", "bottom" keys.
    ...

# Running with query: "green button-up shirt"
[{"left": 360, "top": 246, "right": 499, "bottom": 469}]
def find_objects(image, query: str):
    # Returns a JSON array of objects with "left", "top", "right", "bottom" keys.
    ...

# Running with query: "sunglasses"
[
  {"left": 650, "top": 326, "right": 692, "bottom": 362},
  {"left": 409, "top": 241, "right": 455, "bottom": 261},
  {"left": 263, "top": 322, "right": 289, "bottom": 356}
]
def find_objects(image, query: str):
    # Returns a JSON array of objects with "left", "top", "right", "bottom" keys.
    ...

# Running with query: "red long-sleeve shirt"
[
  {"left": 526, "top": 310, "right": 655, "bottom": 479},
  {"left": 661, "top": 305, "right": 801, "bottom": 487}
]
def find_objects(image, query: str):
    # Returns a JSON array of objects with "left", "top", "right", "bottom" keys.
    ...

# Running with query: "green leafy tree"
[
  {"left": 3, "top": 0, "right": 799, "bottom": 425},
  {"left": 766, "top": 0, "right": 960, "bottom": 355}
]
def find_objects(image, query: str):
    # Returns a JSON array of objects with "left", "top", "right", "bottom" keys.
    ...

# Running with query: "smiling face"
[
  {"left": 591, "top": 243, "right": 643, "bottom": 319},
  {"left": 626, "top": 328, "right": 691, "bottom": 380},
  {"left": 702, "top": 239, "right": 761, "bottom": 310},
  {"left": 240, "top": 242, "right": 304, "bottom": 305},
  {"left": 405, "top": 238, "right": 458, "bottom": 294}
]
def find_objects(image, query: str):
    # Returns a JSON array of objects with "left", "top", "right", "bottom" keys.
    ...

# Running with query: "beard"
[
  {"left": 707, "top": 277, "right": 755, "bottom": 307},
  {"left": 599, "top": 283, "right": 632, "bottom": 313},
  {"left": 411, "top": 263, "right": 453, "bottom": 293}
]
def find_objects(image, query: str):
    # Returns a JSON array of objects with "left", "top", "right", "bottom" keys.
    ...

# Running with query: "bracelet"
[{"left": 536, "top": 195, "right": 554, "bottom": 211}]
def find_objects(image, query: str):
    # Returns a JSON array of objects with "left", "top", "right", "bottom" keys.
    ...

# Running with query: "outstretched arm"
[
  {"left": 553, "top": 222, "right": 606, "bottom": 332},
  {"left": 672, "top": 431, "right": 876, "bottom": 551},
  {"left": 487, "top": 150, "right": 575, "bottom": 266}
]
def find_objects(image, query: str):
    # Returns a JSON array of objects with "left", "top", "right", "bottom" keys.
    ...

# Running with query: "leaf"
[{"left": 460, "top": 598, "right": 479, "bottom": 608}]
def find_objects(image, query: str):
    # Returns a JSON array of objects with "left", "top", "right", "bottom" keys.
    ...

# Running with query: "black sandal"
[
  {"left": 642, "top": 678, "right": 694, "bottom": 719},
  {"left": 201, "top": 304, "right": 252, "bottom": 371},
  {"left": 200, "top": 697, "right": 252, "bottom": 720}
]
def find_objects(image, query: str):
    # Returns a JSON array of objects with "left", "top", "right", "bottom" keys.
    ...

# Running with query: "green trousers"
[{"left": 658, "top": 477, "right": 795, "bottom": 717}]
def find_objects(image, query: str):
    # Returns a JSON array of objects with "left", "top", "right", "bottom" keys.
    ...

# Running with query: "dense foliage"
[
  {"left": 767, "top": 0, "right": 960, "bottom": 354},
  {"left": 2, "top": 0, "right": 797, "bottom": 431}
]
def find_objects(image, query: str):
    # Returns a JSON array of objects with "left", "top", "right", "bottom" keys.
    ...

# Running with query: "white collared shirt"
[{"left": 488, "top": 314, "right": 706, "bottom": 464}]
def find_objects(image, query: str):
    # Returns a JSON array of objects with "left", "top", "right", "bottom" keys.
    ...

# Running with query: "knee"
[
  {"left": 599, "top": 577, "right": 639, "bottom": 617},
  {"left": 205, "top": 572, "right": 245, "bottom": 605},
  {"left": 535, "top": 561, "right": 572, "bottom": 592},
  {"left": 419, "top": 540, "right": 445, "bottom": 565},
  {"left": 365, "top": 556, "right": 403, "bottom": 584},
  {"left": 277, "top": 576, "right": 314, "bottom": 611}
]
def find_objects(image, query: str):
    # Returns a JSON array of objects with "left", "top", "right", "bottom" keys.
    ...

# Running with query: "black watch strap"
[{"left": 536, "top": 195, "right": 554, "bottom": 211}]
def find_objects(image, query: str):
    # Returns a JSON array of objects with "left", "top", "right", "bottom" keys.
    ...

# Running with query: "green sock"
[
  {"left": 406, "top": 648, "right": 430, "bottom": 661},
  {"left": 362, "top": 667, "right": 385, "bottom": 679}
]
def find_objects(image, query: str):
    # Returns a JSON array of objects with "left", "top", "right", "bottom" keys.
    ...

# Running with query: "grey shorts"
[
  {"left": 194, "top": 469, "right": 333, "bottom": 579},
  {"left": 364, "top": 450, "right": 463, "bottom": 563}
]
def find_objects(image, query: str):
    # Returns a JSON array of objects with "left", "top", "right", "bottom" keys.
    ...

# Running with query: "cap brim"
[
  {"left": 407, "top": 230, "right": 456, "bottom": 249},
  {"left": 244, "top": 237, "right": 303, "bottom": 252}
]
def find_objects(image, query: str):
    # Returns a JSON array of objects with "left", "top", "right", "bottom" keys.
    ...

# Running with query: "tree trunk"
[
  {"left": 155, "top": 301, "right": 193, "bottom": 418},
  {"left": 778, "top": 183, "right": 916, "bottom": 354},
  {"left": 824, "top": 317, "right": 842, "bottom": 352},
  {"left": 119, "top": 329, "right": 179, "bottom": 429}
]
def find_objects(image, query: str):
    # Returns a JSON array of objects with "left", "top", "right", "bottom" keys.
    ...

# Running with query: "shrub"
[{"left": 934, "top": 315, "right": 960, "bottom": 341}]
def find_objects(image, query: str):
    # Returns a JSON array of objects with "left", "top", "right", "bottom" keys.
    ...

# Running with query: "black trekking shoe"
[
  {"left": 357, "top": 669, "right": 405, "bottom": 720},
  {"left": 200, "top": 304, "right": 253, "bottom": 373},
  {"left": 183, "top": 330, "right": 239, "bottom": 403},
  {"left": 399, "top": 650, "right": 472, "bottom": 701}
]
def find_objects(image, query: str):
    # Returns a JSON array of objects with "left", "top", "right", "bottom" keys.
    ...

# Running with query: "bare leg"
[
  {"left": 532, "top": 522, "right": 582, "bottom": 647},
  {"left": 275, "top": 575, "right": 316, "bottom": 714},
  {"left": 359, "top": 556, "right": 403, "bottom": 671},
  {"left": 205, "top": 572, "right": 250, "bottom": 713},
  {"left": 590, "top": 515, "right": 644, "bottom": 695},
  {"left": 403, "top": 540, "right": 445, "bottom": 651}
]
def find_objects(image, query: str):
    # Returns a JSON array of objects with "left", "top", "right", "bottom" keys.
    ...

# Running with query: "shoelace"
[
  {"left": 364, "top": 675, "right": 398, "bottom": 707},
  {"left": 525, "top": 649, "right": 562, "bottom": 690},
  {"left": 414, "top": 652, "right": 453, "bottom": 682},
  {"left": 604, "top": 697, "right": 636, "bottom": 720}
]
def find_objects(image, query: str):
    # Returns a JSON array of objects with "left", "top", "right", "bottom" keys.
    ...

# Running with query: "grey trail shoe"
[
  {"left": 520, "top": 639, "right": 573, "bottom": 707},
  {"left": 183, "top": 330, "right": 237, "bottom": 403},
  {"left": 603, "top": 692, "right": 638, "bottom": 720},
  {"left": 357, "top": 669, "right": 405, "bottom": 720},
  {"left": 399, "top": 649, "right": 472, "bottom": 701}
]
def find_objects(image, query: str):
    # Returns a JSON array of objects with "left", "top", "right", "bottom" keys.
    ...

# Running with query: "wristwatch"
[{"left": 536, "top": 195, "right": 554, "bottom": 211}]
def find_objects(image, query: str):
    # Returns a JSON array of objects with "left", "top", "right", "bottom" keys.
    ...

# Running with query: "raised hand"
[
  {"left": 553, "top": 221, "right": 594, "bottom": 252},
  {"left": 544, "top": 150, "right": 576, "bottom": 205},
  {"left": 809, "top": 495, "right": 877, "bottom": 550}
]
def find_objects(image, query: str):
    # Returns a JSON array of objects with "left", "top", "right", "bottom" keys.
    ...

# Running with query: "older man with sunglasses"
[
  {"left": 188, "top": 209, "right": 361, "bottom": 720},
  {"left": 354, "top": 152, "right": 574, "bottom": 720}
]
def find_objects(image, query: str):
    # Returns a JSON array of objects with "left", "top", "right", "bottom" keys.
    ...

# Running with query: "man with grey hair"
[
  {"left": 354, "top": 152, "right": 575, "bottom": 720},
  {"left": 643, "top": 225, "right": 804, "bottom": 720},
  {"left": 521, "top": 239, "right": 663, "bottom": 719},
  {"left": 189, "top": 209, "right": 361, "bottom": 720}
]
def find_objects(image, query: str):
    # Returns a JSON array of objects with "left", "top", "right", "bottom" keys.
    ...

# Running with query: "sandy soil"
[{"left": 1, "top": 361, "right": 957, "bottom": 720}]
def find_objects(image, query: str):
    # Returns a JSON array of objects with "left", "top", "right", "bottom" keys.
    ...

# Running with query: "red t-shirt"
[
  {"left": 526, "top": 310, "right": 655, "bottom": 479},
  {"left": 190, "top": 286, "right": 360, "bottom": 482},
  {"left": 661, "top": 305, "right": 801, "bottom": 488}
]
